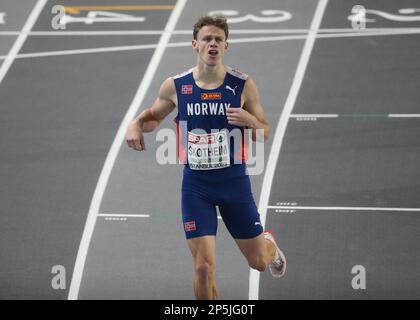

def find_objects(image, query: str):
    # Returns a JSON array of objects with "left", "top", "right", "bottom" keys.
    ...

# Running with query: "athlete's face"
[{"left": 192, "top": 25, "right": 228, "bottom": 66}]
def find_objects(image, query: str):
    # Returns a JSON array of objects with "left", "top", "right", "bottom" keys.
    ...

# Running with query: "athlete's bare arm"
[
  {"left": 226, "top": 76, "right": 271, "bottom": 142},
  {"left": 126, "top": 77, "right": 177, "bottom": 151}
]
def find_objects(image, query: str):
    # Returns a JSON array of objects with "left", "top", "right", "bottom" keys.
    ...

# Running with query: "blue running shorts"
[{"left": 181, "top": 164, "right": 264, "bottom": 239}]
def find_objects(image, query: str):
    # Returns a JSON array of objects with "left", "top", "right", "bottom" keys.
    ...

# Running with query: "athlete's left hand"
[{"left": 226, "top": 107, "right": 256, "bottom": 128}]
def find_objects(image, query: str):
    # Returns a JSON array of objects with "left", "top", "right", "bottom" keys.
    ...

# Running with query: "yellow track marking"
[{"left": 64, "top": 5, "right": 175, "bottom": 15}]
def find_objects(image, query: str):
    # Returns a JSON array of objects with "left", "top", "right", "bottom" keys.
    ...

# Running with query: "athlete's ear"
[
  {"left": 192, "top": 39, "right": 198, "bottom": 52},
  {"left": 225, "top": 41, "right": 229, "bottom": 50}
]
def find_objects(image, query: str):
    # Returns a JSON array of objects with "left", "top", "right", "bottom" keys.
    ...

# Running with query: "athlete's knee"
[{"left": 194, "top": 260, "right": 215, "bottom": 281}]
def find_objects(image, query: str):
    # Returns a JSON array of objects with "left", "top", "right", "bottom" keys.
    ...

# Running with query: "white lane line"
[
  {"left": 98, "top": 213, "right": 223, "bottom": 219},
  {"left": 248, "top": 0, "right": 328, "bottom": 301},
  {"left": 268, "top": 205, "right": 420, "bottom": 212},
  {"left": 389, "top": 114, "right": 420, "bottom": 118},
  {"left": 98, "top": 213, "right": 150, "bottom": 218},
  {"left": 0, "top": 29, "right": 305, "bottom": 36},
  {"left": 0, "top": 36, "right": 306, "bottom": 60},
  {"left": 0, "top": 0, "right": 47, "bottom": 84},
  {"left": 316, "top": 29, "right": 420, "bottom": 39},
  {"left": 291, "top": 114, "right": 338, "bottom": 118},
  {"left": 67, "top": 0, "right": 187, "bottom": 301},
  {"left": 4, "top": 43, "right": 159, "bottom": 59},
  {"left": 2, "top": 28, "right": 420, "bottom": 61},
  {"left": 291, "top": 114, "right": 420, "bottom": 118},
  {"left": 1, "top": 27, "right": 419, "bottom": 36},
  {"left": 317, "top": 27, "right": 420, "bottom": 33}
]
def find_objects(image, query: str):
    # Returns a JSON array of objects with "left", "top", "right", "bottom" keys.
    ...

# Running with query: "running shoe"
[{"left": 263, "top": 230, "right": 286, "bottom": 278}]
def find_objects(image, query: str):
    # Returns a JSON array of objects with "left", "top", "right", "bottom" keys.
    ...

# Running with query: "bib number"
[{"left": 187, "top": 131, "right": 230, "bottom": 170}]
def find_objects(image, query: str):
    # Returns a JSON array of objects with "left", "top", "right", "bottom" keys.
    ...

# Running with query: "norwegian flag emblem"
[
  {"left": 182, "top": 85, "right": 193, "bottom": 94},
  {"left": 184, "top": 220, "right": 196, "bottom": 232}
]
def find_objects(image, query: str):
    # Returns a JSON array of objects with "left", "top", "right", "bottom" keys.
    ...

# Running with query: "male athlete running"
[{"left": 125, "top": 16, "right": 286, "bottom": 300}]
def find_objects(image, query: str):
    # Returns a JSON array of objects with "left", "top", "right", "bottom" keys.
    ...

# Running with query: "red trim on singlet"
[
  {"left": 234, "top": 130, "right": 249, "bottom": 163},
  {"left": 174, "top": 117, "right": 187, "bottom": 164}
]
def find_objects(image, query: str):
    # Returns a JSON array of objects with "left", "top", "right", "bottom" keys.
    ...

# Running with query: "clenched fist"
[
  {"left": 226, "top": 107, "right": 256, "bottom": 128},
  {"left": 126, "top": 120, "right": 146, "bottom": 151}
]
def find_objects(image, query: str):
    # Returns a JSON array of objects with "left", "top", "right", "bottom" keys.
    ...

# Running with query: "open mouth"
[{"left": 208, "top": 50, "right": 218, "bottom": 57}]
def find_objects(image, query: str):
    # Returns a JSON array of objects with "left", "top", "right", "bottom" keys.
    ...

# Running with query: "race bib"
[{"left": 187, "top": 130, "right": 230, "bottom": 170}]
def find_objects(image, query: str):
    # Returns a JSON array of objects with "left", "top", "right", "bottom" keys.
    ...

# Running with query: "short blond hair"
[{"left": 193, "top": 16, "right": 229, "bottom": 40}]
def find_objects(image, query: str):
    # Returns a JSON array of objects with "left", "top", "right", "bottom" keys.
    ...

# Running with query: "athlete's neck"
[{"left": 193, "top": 63, "right": 226, "bottom": 87}]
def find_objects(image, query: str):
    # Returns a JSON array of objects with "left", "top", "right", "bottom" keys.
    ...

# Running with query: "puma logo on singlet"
[{"left": 225, "top": 85, "right": 238, "bottom": 96}]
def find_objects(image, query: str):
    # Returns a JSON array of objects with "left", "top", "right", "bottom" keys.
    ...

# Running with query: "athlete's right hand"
[{"left": 126, "top": 120, "right": 146, "bottom": 151}]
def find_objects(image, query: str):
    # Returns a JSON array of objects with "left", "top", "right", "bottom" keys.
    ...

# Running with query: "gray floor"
[{"left": 0, "top": 0, "right": 419, "bottom": 299}]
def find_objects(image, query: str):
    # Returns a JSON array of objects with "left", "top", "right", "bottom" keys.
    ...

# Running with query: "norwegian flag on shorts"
[
  {"left": 184, "top": 220, "right": 196, "bottom": 232},
  {"left": 182, "top": 85, "right": 193, "bottom": 94}
]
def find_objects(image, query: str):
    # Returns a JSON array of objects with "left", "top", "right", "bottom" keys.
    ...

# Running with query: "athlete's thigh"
[
  {"left": 182, "top": 180, "right": 218, "bottom": 239},
  {"left": 219, "top": 201, "right": 263, "bottom": 239},
  {"left": 218, "top": 176, "right": 263, "bottom": 240}
]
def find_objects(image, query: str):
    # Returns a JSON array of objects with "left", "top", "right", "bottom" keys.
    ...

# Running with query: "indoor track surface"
[{"left": 0, "top": 0, "right": 419, "bottom": 299}]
